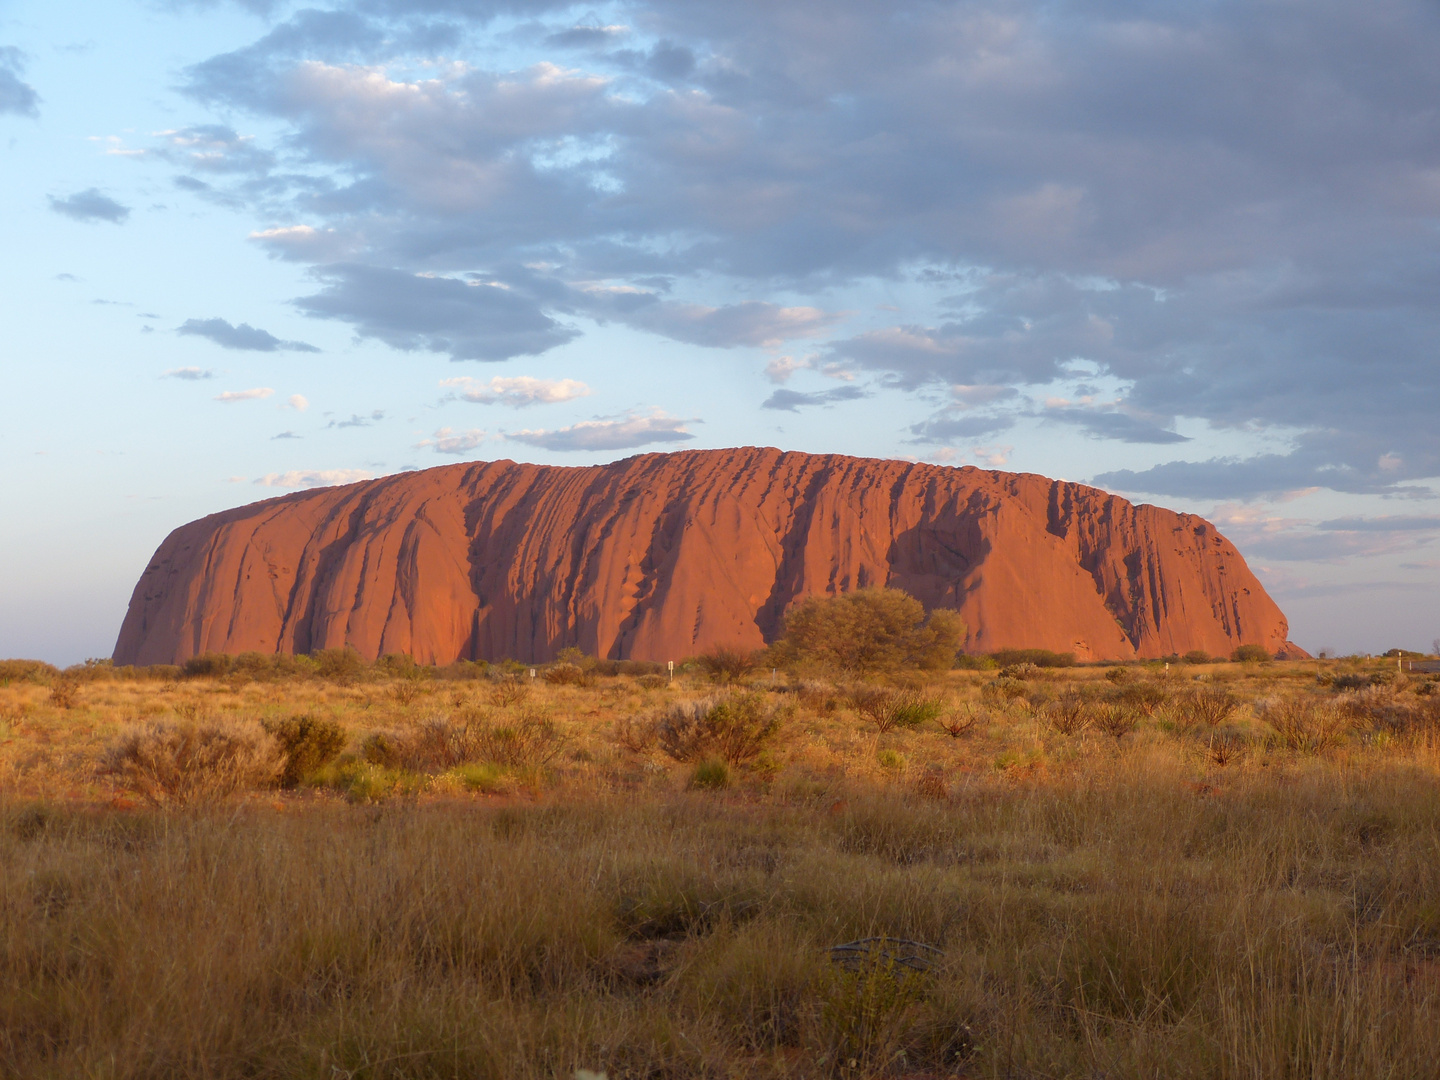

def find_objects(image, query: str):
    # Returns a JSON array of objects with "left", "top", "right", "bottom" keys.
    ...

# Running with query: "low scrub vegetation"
[{"left": 5, "top": 620, "right": 1440, "bottom": 1077}]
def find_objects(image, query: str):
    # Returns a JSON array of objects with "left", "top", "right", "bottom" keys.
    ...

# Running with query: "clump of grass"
[
  {"left": 695, "top": 646, "right": 758, "bottom": 684},
  {"left": 1264, "top": 697, "right": 1353, "bottom": 752},
  {"left": 690, "top": 758, "right": 731, "bottom": 789},
  {"left": 1043, "top": 689, "right": 1094, "bottom": 735},
  {"left": 102, "top": 719, "right": 279, "bottom": 806},
  {"left": 543, "top": 662, "right": 591, "bottom": 686},
  {"left": 1175, "top": 686, "right": 1239, "bottom": 729}
]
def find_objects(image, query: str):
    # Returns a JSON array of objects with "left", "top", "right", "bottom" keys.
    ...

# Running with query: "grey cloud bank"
[
  {"left": 48, "top": 188, "right": 129, "bottom": 223},
  {"left": 178, "top": 317, "right": 320, "bottom": 352},
  {"left": 160, "top": 0, "right": 1440, "bottom": 502},
  {"left": 0, "top": 47, "right": 39, "bottom": 117}
]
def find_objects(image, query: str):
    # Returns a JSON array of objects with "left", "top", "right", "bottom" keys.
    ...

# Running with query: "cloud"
[
  {"left": 296, "top": 265, "right": 578, "bottom": 361},
  {"left": 161, "top": 366, "right": 215, "bottom": 380},
  {"left": 441, "top": 375, "right": 592, "bottom": 407},
  {"left": 214, "top": 387, "right": 275, "bottom": 402},
  {"left": 166, "top": 0, "right": 1440, "bottom": 497},
  {"left": 1045, "top": 405, "right": 1190, "bottom": 445},
  {"left": 178, "top": 316, "right": 320, "bottom": 352},
  {"left": 1317, "top": 516, "right": 1440, "bottom": 533},
  {"left": 48, "top": 189, "right": 129, "bottom": 224},
  {"left": 415, "top": 427, "right": 485, "bottom": 454},
  {"left": 908, "top": 411, "right": 1016, "bottom": 442},
  {"left": 505, "top": 409, "right": 696, "bottom": 451},
  {"left": 761, "top": 385, "right": 868, "bottom": 411},
  {"left": 330, "top": 410, "right": 385, "bottom": 428},
  {"left": 617, "top": 300, "right": 842, "bottom": 349},
  {"left": 272, "top": 430, "right": 302, "bottom": 439},
  {"left": 285, "top": 394, "right": 308, "bottom": 410},
  {"left": 254, "top": 468, "right": 373, "bottom": 488},
  {"left": 0, "top": 48, "right": 39, "bottom": 117}
]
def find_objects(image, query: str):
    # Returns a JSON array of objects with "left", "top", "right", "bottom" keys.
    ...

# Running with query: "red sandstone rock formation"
[{"left": 112, "top": 448, "right": 1304, "bottom": 665}]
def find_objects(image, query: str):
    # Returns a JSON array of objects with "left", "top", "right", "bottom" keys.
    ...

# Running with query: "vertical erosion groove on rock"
[{"left": 112, "top": 447, "right": 1301, "bottom": 665}]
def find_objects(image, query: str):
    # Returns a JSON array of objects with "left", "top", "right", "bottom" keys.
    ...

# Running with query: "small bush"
[
  {"left": 952, "top": 654, "right": 997, "bottom": 670},
  {"left": 0, "top": 659, "right": 60, "bottom": 685},
  {"left": 876, "top": 748, "right": 906, "bottom": 771},
  {"left": 656, "top": 692, "right": 785, "bottom": 764},
  {"left": 230, "top": 652, "right": 276, "bottom": 680},
  {"left": 1174, "top": 687, "right": 1238, "bottom": 729},
  {"left": 323, "top": 759, "right": 418, "bottom": 803},
  {"left": 489, "top": 677, "right": 532, "bottom": 708},
  {"left": 998, "top": 662, "right": 1042, "bottom": 681},
  {"left": 988, "top": 648, "right": 1075, "bottom": 668},
  {"left": 773, "top": 588, "right": 965, "bottom": 674},
  {"left": 1095, "top": 704, "right": 1139, "bottom": 739},
  {"left": 849, "top": 687, "right": 945, "bottom": 733},
  {"left": 636, "top": 672, "right": 668, "bottom": 690},
  {"left": 1264, "top": 698, "right": 1352, "bottom": 752},
  {"left": 543, "top": 662, "right": 591, "bottom": 686},
  {"left": 451, "top": 762, "right": 510, "bottom": 793},
  {"left": 1116, "top": 680, "right": 1171, "bottom": 716},
  {"left": 696, "top": 646, "right": 759, "bottom": 684},
  {"left": 690, "top": 759, "right": 731, "bottom": 789},
  {"left": 182, "top": 653, "right": 232, "bottom": 678},
  {"left": 981, "top": 676, "right": 1029, "bottom": 705},
  {"left": 474, "top": 714, "right": 567, "bottom": 767},
  {"left": 312, "top": 647, "right": 367, "bottom": 681},
  {"left": 261, "top": 714, "right": 347, "bottom": 787},
  {"left": 615, "top": 716, "right": 658, "bottom": 753},
  {"left": 48, "top": 676, "right": 81, "bottom": 710},
  {"left": 1044, "top": 691, "right": 1093, "bottom": 735},
  {"left": 1183, "top": 649, "right": 1212, "bottom": 664},
  {"left": 103, "top": 720, "right": 280, "bottom": 806},
  {"left": 363, "top": 716, "right": 482, "bottom": 772},
  {"left": 1231, "top": 644, "right": 1271, "bottom": 663}
]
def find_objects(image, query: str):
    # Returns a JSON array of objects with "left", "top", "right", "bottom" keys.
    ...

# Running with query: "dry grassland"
[{"left": 2, "top": 657, "right": 1439, "bottom": 1079}]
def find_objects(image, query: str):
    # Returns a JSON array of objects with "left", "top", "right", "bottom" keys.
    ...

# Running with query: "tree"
[{"left": 772, "top": 588, "right": 965, "bottom": 674}]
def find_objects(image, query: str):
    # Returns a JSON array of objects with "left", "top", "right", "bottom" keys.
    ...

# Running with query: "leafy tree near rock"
[{"left": 772, "top": 587, "right": 965, "bottom": 674}]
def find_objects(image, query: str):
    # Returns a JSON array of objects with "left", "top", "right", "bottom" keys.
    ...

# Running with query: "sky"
[{"left": 2, "top": 0, "right": 1439, "bottom": 664}]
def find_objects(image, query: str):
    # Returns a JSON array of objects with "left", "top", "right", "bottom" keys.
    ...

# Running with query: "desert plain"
[{"left": 2, "top": 646, "right": 1438, "bottom": 1080}]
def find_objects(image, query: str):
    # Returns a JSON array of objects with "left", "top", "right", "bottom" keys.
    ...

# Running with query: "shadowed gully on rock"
[{"left": 112, "top": 447, "right": 1303, "bottom": 665}]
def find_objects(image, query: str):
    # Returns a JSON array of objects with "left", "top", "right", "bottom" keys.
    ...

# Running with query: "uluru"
[{"left": 112, "top": 447, "right": 1302, "bottom": 666}]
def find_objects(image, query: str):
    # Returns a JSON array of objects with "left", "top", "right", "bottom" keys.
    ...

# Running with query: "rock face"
[{"left": 113, "top": 447, "right": 1303, "bottom": 665}]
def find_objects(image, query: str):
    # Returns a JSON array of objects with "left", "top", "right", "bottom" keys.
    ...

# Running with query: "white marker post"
[{"left": 668, "top": 660, "right": 674, "bottom": 682}]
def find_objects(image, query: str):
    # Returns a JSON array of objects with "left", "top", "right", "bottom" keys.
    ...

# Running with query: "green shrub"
[
  {"left": 849, "top": 687, "right": 945, "bottom": 733},
  {"left": 876, "top": 748, "right": 906, "bottom": 770},
  {"left": 0, "top": 659, "right": 60, "bottom": 685},
  {"left": 182, "top": 653, "right": 232, "bottom": 678},
  {"left": 773, "top": 588, "right": 964, "bottom": 674},
  {"left": 311, "top": 647, "right": 367, "bottom": 680},
  {"left": 656, "top": 692, "right": 785, "bottom": 763},
  {"left": 230, "top": 652, "right": 276, "bottom": 680},
  {"left": 952, "top": 654, "right": 997, "bottom": 670},
  {"left": 322, "top": 759, "right": 421, "bottom": 803},
  {"left": 451, "top": 762, "right": 510, "bottom": 793},
  {"left": 988, "top": 648, "right": 1075, "bottom": 668},
  {"left": 1183, "top": 649, "right": 1212, "bottom": 664},
  {"left": 261, "top": 714, "right": 347, "bottom": 787},
  {"left": 690, "top": 759, "right": 731, "bottom": 789},
  {"left": 1231, "top": 644, "right": 1271, "bottom": 663}
]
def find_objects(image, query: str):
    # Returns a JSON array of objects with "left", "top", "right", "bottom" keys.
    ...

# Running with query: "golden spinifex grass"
[{"left": 1, "top": 655, "right": 1439, "bottom": 1077}]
